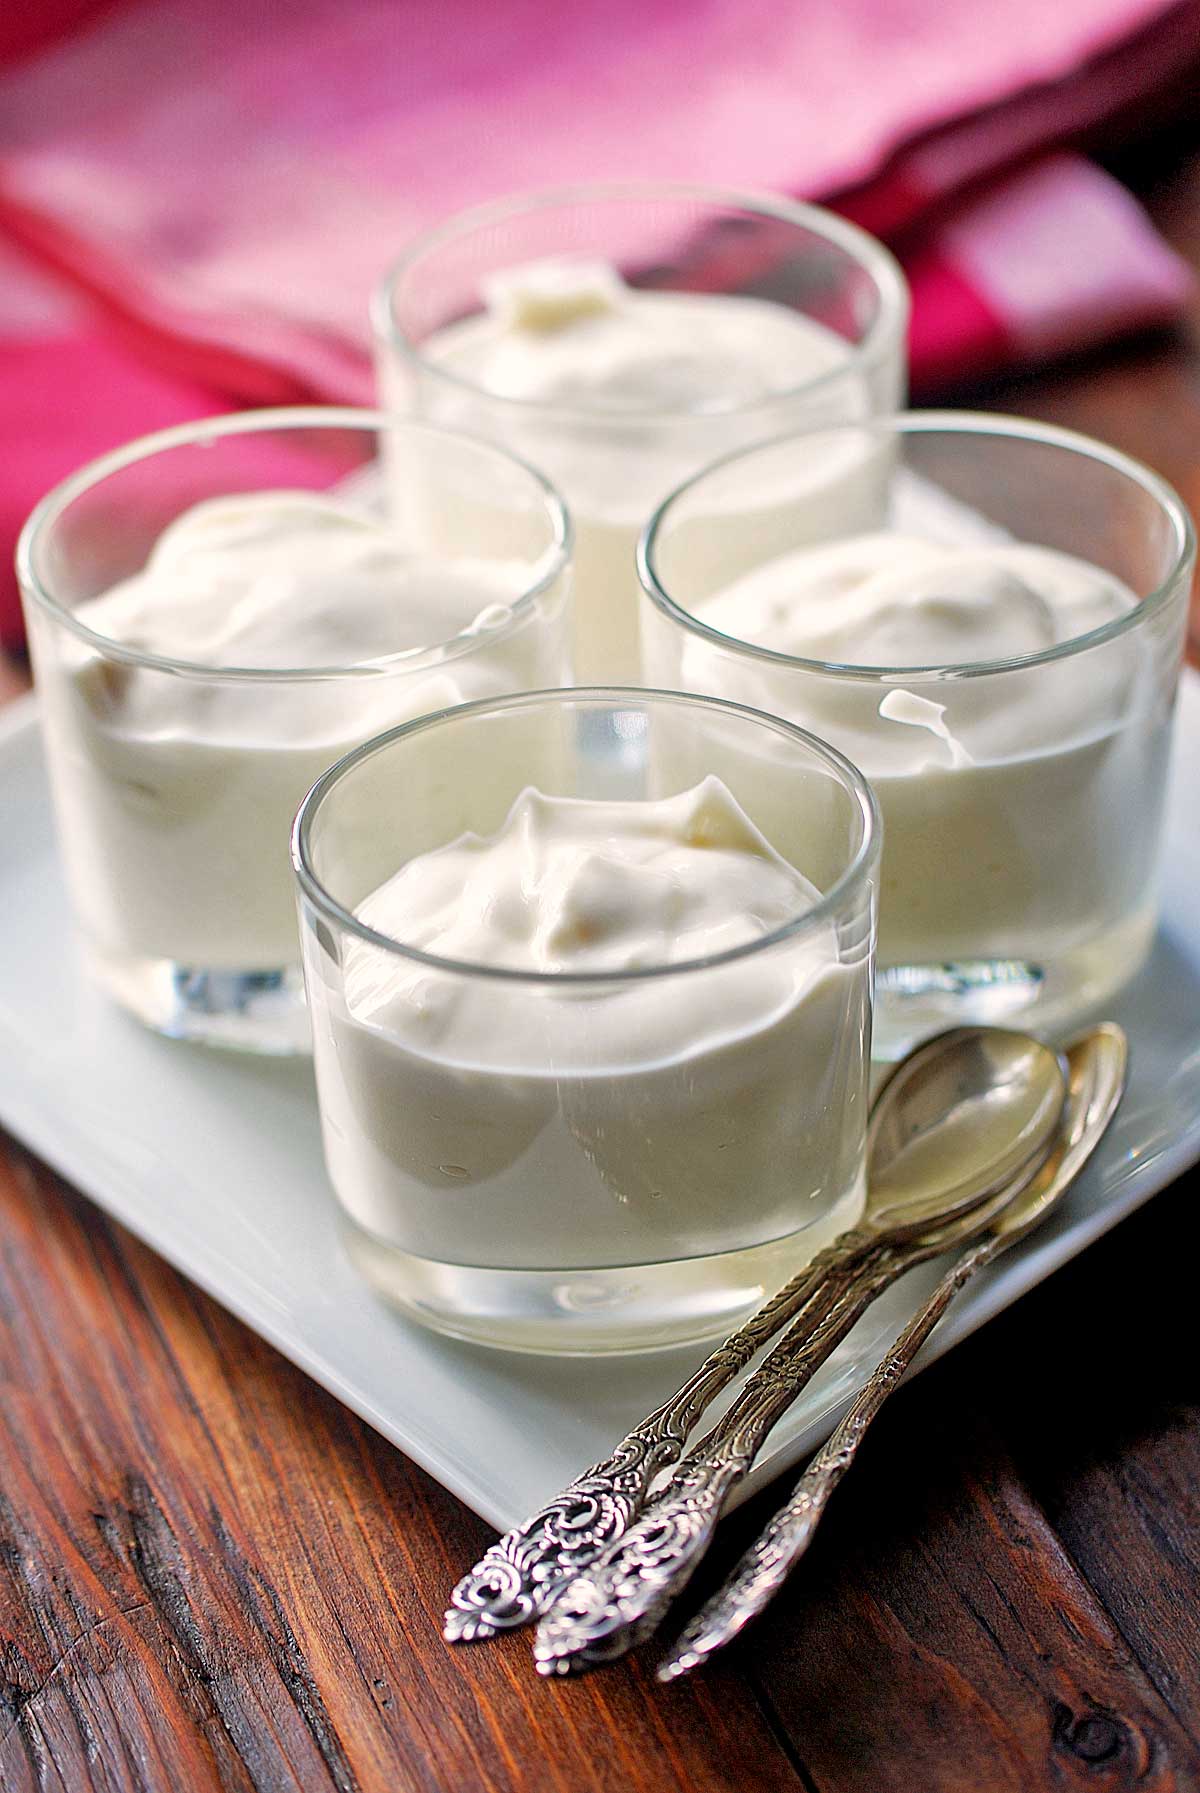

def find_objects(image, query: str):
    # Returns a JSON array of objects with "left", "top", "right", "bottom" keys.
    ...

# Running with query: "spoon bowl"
[{"left": 864, "top": 1026, "right": 1067, "bottom": 1237}]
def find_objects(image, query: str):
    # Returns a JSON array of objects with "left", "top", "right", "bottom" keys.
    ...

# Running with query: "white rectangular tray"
[{"left": 2, "top": 674, "right": 1199, "bottom": 1532}]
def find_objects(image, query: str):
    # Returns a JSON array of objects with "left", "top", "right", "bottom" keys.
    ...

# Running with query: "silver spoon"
[
  {"left": 444, "top": 1025, "right": 1066, "bottom": 1644},
  {"left": 532, "top": 1155, "right": 1037, "bottom": 1675},
  {"left": 656, "top": 1025, "right": 1126, "bottom": 1678},
  {"left": 527, "top": 1025, "right": 1119, "bottom": 1678},
  {"left": 660, "top": 1025, "right": 1126, "bottom": 1678},
  {"left": 656, "top": 1022, "right": 1127, "bottom": 1679}
]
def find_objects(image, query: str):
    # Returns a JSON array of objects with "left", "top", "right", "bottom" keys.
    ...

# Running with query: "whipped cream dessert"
[
  {"left": 306, "top": 778, "right": 869, "bottom": 1276},
  {"left": 401, "top": 259, "right": 881, "bottom": 680},
  {"left": 653, "top": 523, "right": 1165, "bottom": 1023},
  {"left": 37, "top": 492, "right": 566, "bottom": 976}
]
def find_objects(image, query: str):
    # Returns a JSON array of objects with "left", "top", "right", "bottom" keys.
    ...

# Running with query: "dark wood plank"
[
  {"left": 0, "top": 1140, "right": 806, "bottom": 1793},
  {"left": 980, "top": 1175, "right": 1200, "bottom": 1748},
  {"left": 747, "top": 1429, "right": 1199, "bottom": 1793},
  {"left": 716, "top": 1190, "right": 1200, "bottom": 1792}
]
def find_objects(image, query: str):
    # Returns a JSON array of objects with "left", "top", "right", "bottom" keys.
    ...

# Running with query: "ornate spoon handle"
[
  {"left": 532, "top": 1246, "right": 911, "bottom": 1675},
  {"left": 443, "top": 1227, "right": 884, "bottom": 1642},
  {"left": 658, "top": 1232, "right": 1000, "bottom": 1679}
]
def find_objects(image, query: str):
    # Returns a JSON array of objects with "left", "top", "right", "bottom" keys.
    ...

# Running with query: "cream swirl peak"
[
  {"left": 81, "top": 491, "right": 526, "bottom": 671},
  {"left": 696, "top": 534, "right": 1129, "bottom": 671},
  {"left": 461, "top": 258, "right": 846, "bottom": 414},
  {"left": 422, "top": 259, "right": 860, "bottom": 679},
  {"left": 47, "top": 489, "right": 559, "bottom": 973},
  {"left": 350, "top": 776, "right": 817, "bottom": 989}
]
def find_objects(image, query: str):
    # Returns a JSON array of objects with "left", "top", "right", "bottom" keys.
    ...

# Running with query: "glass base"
[
  {"left": 340, "top": 1180, "right": 864, "bottom": 1356},
  {"left": 87, "top": 942, "right": 311, "bottom": 1055},
  {"left": 872, "top": 904, "right": 1156, "bottom": 1060}
]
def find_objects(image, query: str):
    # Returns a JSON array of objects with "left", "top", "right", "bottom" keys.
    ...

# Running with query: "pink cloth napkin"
[
  {"left": 1, "top": 0, "right": 1196, "bottom": 641},
  {"left": 0, "top": 238, "right": 228, "bottom": 644}
]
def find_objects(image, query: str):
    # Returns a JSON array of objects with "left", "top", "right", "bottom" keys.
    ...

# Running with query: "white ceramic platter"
[{"left": 1, "top": 673, "right": 1198, "bottom": 1532}]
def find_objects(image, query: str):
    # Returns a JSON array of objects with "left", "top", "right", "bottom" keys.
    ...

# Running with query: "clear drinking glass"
[
  {"left": 640, "top": 412, "right": 1195, "bottom": 1057},
  {"left": 373, "top": 182, "right": 907, "bottom": 684},
  {"left": 18, "top": 409, "right": 571, "bottom": 1054},
  {"left": 293, "top": 688, "right": 879, "bottom": 1353}
]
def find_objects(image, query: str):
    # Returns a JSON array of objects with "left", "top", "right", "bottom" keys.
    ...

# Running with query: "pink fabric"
[
  {"left": 906, "top": 154, "right": 1192, "bottom": 388},
  {"left": 0, "top": 0, "right": 121, "bottom": 67},
  {"left": 841, "top": 0, "right": 1200, "bottom": 234},
  {"left": 930, "top": 154, "right": 1192, "bottom": 360},
  {"left": 0, "top": 0, "right": 1196, "bottom": 645},
  {"left": 0, "top": 239, "right": 226, "bottom": 643},
  {"left": 0, "top": 0, "right": 1195, "bottom": 406}
]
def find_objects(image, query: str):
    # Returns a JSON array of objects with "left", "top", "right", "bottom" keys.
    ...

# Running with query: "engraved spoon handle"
[
  {"left": 647, "top": 1226, "right": 885, "bottom": 1443},
  {"left": 444, "top": 1225, "right": 883, "bottom": 1641},
  {"left": 532, "top": 1243, "right": 920, "bottom": 1674},
  {"left": 658, "top": 1232, "right": 1000, "bottom": 1679}
]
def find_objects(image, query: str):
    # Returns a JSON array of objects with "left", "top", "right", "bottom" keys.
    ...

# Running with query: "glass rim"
[
  {"left": 371, "top": 180, "right": 910, "bottom": 425},
  {"left": 638, "top": 408, "right": 1196, "bottom": 681},
  {"left": 16, "top": 406, "right": 573, "bottom": 683},
  {"left": 291, "top": 684, "right": 881, "bottom": 987}
]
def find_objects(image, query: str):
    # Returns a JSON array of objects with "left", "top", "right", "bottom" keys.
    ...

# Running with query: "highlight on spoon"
[{"left": 865, "top": 1026, "right": 1067, "bottom": 1228}]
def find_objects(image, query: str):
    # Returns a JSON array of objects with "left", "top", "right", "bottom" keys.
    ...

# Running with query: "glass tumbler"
[
  {"left": 373, "top": 182, "right": 907, "bottom": 684},
  {"left": 640, "top": 412, "right": 1195, "bottom": 1056},
  {"left": 19, "top": 409, "right": 571, "bottom": 1054},
  {"left": 293, "top": 687, "right": 879, "bottom": 1353}
]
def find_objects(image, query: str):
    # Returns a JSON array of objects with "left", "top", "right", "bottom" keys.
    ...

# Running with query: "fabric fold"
[{"left": 1, "top": 0, "right": 1196, "bottom": 642}]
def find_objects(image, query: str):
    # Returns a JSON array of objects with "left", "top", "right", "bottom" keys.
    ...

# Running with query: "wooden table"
[{"left": 3, "top": 152, "right": 1200, "bottom": 1793}]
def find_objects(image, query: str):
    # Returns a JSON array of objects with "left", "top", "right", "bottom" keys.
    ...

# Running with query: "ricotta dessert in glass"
[
  {"left": 18, "top": 410, "right": 571, "bottom": 1053},
  {"left": 373, "top": 183, "right": 907, "bottom": 682},
  {"left": 640, "top": 413, "right": 1194, "bottom": 1055},
  {"left": 293, "top": 689, "right": 878, "bottom": 1353}
]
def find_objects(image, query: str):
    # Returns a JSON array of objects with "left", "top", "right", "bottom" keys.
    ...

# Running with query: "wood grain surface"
[{"left": 2, "top": 138, "right": 1200, "bottom": 1793}]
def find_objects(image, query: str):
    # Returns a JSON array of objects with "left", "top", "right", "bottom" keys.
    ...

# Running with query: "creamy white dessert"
[
  {"left": 307, "top": 778, "right": 869, "bottom": 1274},
  {"left": 408, "top": 260, "right": 871, "bottom": 680},
  {"left": 659, "top": 528, "right": 1164, "bottom": 1001},
  {"left": 39, "top": 492, "right": 565, "bottom": 974}
]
